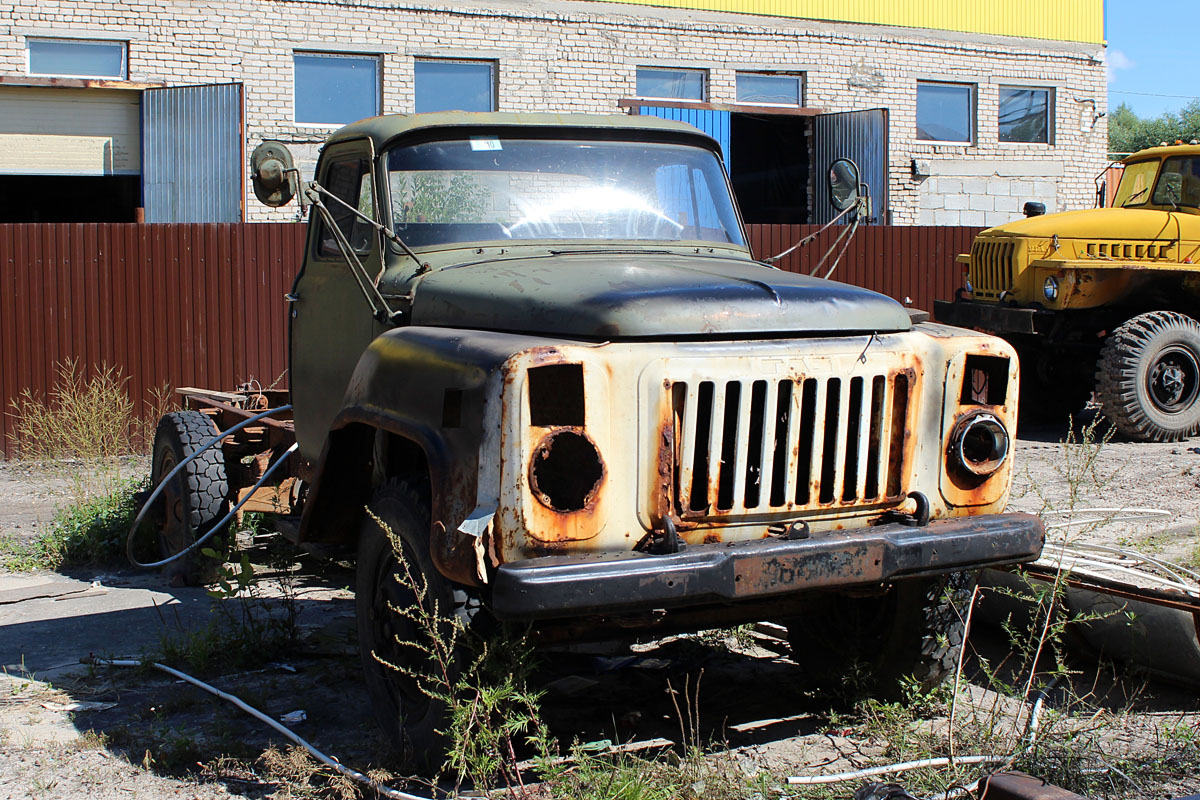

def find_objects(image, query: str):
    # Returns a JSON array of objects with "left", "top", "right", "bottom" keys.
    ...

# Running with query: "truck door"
[
  {"left": 289, "top": 140, "right": 380, "bottom": 464},
  {"left": 812, "top": 108, "right": 889, "bottom": 224},
  {"left": 141, "top": 83, "right": 244, "bottom": 222}
]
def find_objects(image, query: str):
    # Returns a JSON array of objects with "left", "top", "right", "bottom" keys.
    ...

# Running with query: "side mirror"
[
  {"left": 828, "top": 158, "right": 862, "bottom": 212},
  {"left": 251, "top": 142, "right": 298, "bottom": 207}
]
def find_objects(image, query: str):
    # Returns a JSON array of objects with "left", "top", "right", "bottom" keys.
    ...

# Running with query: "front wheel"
[
  {"left": 356, "top": 480, "right": 457, "bottom": 774},
  {"left": 783, "top": 572, "right": 976, "bottom": 702},
  {"left": 1096, "top": 311, "right": 1200, "bottom": 442}
]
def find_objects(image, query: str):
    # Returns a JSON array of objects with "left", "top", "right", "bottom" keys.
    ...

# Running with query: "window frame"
[
  {"left": 413, "top": 58, "right": 498, "bottom": 114},
  {"left": 292, "top": 50, "right": 382, "bottom": 128},
  {"left": 915, "top": 80, "right": 977, "bottom": 145},
  {"left": 635, "top": 66, "right": 708, "bottom": 102},
  {"left": 26, "top": 37, "right": 127, "bottom": 79},
  {"left": 997, "top": 84, "right": 1054, "bottom": 145},
  {"left": 734, "top": 70, "right": 804, "bottom": 107}
]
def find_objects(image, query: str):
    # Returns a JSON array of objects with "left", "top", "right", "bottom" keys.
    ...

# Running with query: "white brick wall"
[{"left": 1, "top": 0, "right": 1108, "bottom": 224}]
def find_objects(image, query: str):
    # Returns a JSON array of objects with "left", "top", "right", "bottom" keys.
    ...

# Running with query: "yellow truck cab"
[{"left": 935, "top": 144, "right": 1200, "bottom": 441}]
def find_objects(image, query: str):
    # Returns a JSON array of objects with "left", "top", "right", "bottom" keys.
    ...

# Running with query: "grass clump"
[{"left": 0, "top": 477, "right": 147, "bottom": 571}]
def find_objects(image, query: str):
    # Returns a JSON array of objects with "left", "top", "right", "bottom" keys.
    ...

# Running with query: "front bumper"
[
  {"left": 491, "top": 512, "right": 1045, "bottom": 621},
  {"left": 933, "top": 299, "right": 1054, "bottom": 335}
]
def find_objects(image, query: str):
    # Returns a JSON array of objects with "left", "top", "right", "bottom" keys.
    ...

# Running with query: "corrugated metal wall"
[
  {"left": 637, "top": 106, "right": 732, "bottom": 168},
  {"left": 747, "top": 224, "right": 980, "bottom": 314},
  {"left": 812, "top": 109, "right": 889, "bottom": 225},
  {"left": 580, "top": 0, "right": 1104, "bottom": 43},
  {"left": 0, "top": 223, "right": 304, "bottom": 456},
  {"left": 0, "top": 222, "right": 977, "bottom": 456},
  {"left": 142, "top": 83, "right": 245, "bottom": 223}
]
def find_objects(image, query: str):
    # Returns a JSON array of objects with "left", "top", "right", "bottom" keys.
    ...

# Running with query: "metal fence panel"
[
  {"left": 0, "top": 223, "right": 305, "bottom": 456},
  {"left": 142, "top": 83, "right": 245, "bottom": 223}
]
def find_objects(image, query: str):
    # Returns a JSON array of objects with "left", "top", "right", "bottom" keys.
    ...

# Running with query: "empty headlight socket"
[{"left": 526, "top": 364, "right": 604, "bottom": 512}]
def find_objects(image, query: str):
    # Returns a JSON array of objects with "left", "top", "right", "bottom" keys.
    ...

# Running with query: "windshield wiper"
[{"left": 1123, "top": 187, "right": 1149, "bottom": 205}]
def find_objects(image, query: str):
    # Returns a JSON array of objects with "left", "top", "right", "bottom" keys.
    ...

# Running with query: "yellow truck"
[{"left": 935, "top": 144, "right": 1200, "bottom": 441}]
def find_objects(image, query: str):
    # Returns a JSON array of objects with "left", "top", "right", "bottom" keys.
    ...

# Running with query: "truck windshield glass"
[
  {"left": 1151, "top": 156, "right": 1200, "bottom": 209},
  {"left": 385, "top": 137, "right": 744, "bottom": 248},
  {"left": 1114, "top": 159, "right": 1159, "bottom": 207}
]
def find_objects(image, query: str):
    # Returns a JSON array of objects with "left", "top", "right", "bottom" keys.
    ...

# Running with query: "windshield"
[
  {"left": 384, "top": 136, "right": 744, "bottom": 248},
  {"left": 1115, "top": 159, "right": 1159, "bottom": 207},
  {"left": 1151, "top": 156, "right": 1200, "bottom": 208}
]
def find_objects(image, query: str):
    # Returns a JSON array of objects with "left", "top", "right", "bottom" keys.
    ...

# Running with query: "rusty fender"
[{"left": 489, "top": 512, "right": 1045, "bottom": 621}]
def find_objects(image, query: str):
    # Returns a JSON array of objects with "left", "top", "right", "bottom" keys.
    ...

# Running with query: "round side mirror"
[
  {"left": 828, "top": 158, "right": 861, "bottom": 212},
  {"left": 251, "top": 142, "right": 297, "bottom": 207}
]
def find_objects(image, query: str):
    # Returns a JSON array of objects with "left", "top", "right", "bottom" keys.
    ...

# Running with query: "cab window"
[
  {"left": 317, "top": 156, "right": 375, "bottom": 257},
  {"left": 1114, "top": 159, "right": 1158, "bottom": 207},
  {"left": 1152, "top": 156, "right": 1200, "bottom": 209}
]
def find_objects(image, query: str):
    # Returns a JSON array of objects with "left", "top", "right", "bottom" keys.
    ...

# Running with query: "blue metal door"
[
  {"left": 142, "top": 83, "right": 244, "bottom": 222},
  {"left": 637, "top": 106, "right": 732, "bottom": 170}
]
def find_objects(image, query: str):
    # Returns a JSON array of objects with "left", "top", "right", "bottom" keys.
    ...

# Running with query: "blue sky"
[{"left": 1106, "top": 0, "right": 1199, "bottom": 118}]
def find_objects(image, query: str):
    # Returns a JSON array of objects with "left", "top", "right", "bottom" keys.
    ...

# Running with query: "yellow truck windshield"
[{"left": 1115, "top": 159, "right": 1159, "bottom": 207}]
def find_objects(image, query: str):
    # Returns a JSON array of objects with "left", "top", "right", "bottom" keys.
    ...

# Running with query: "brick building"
[{"left": 0, "top": 0, "right": 1107, "bottom": 225}]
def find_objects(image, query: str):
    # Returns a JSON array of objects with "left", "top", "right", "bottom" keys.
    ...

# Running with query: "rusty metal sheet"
[{"left": 0, "top": 222, "right": 305, "bottom": 457}]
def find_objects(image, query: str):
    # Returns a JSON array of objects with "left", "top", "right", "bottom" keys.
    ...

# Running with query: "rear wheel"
[
  {"left": 151, "top": 411, "right": 229, "bottom": 586},
  {"left": 1096, "top": 311, "right": 1200, "bottom": 442},
  {"left": 784, "top": 572, "right": 975, "bottom": 701}
]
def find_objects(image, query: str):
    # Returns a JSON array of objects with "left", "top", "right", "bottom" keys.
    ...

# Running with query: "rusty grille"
[
  {"left": 671, "top": 372, "right": 913, "bottom": 519},
  {"left": 969, "top": 239, "right": 1016, "bottom": 299}
]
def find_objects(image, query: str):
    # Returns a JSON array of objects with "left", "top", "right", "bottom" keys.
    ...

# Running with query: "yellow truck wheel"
[{"left": 1097, "top": 311, "right": 1200, "bottom": 442}]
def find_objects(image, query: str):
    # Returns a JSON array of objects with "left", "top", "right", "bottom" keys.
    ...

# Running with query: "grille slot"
[
  {"left": 970, "top": 240, "right": 1015, "bottom": 299},
  {"left": 673, "top": 372, "right": 913, "bottom": 517}
]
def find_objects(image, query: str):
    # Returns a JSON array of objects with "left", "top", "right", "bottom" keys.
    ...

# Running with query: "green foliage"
[
  {"left": 393, "top": 172, "right": 487, "bottom": 224},
  {"left": 0, "top": 478, "right": 147, "bottom": 571},
  {"left": 1109, "top": 100, "right": 1200, "bottom": 156},
  {"left": 159, "top": 540, "right": 300, "bottom": 674},
  {"left": 371, "top": 510, "right": 545, "bottom": 792}
]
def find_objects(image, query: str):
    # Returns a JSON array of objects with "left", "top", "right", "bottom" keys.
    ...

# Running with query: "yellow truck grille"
[
  {"left": 970, "top": 240, "right": 1016, "bottom": 299},
  {"left": 671, "top": 372, "right": 913, "bottom": 519}
]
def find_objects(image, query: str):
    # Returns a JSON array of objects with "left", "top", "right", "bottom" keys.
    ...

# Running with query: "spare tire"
[{"left": 151, "top": 410, "right": 230, "bottom": 586}]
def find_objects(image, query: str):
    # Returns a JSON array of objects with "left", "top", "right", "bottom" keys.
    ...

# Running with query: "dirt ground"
[{"left": 2, "top": 419, "right": 1200, "bottom": 800}]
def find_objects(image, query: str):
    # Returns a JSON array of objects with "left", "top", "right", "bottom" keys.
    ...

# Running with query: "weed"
[
  {"left": 370, "top": 509, "right": 546, "bottom": 792},
  {"left": 0, "top": 477, "right": 148, "bottom": 571},
  {"left": 7, "top": 360, "right": 170, "bottom": 500}
]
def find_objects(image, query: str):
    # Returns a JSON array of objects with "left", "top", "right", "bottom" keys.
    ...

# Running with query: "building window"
[
  {"left": 999, "top": 86, "right": 1052, "bottom": 144},
  {"left": 735, "top": 72, "right": 803, "bottom": 106},
  {"left": 916, "top": 81, "right": 975, "bottom": 143},
  {"left": 414, "top": 59, "right": 496, "bottom": 113},
  {"left": 294, "top": 52, "right": 380, "bottom": 126},
  {"left": 27, "top": 38, "right": 126, "bottom": 79},
  {"left": 636, "top": 67, "right": 707, "bottom": 101}
]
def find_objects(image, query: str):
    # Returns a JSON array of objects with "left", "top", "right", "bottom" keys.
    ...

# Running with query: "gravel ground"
[{"left": 1, "top": 424, "right": 1199, "bottom": 800}]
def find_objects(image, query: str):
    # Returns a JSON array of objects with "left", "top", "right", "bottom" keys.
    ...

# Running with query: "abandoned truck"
[
  {"left": 935, "top": 143, "right": 1200, "bottom": 441},
  {"left": 143, "top": 112, "right": 1044, "bottom": 767}
]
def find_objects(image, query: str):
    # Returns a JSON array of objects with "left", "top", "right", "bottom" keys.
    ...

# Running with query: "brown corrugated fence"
[
  {"left": 0, "top": 223, "right": 306, "bottom": 456},
  {"left": 0, "top": 222, "right": 978, "bottom": 456}
]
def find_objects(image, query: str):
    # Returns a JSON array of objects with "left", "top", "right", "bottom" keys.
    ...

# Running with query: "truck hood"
[
  {"left": 984, "top": 207, "right": 1199, "bottom": 240},
  {"left": 408, "top": 253, "right": 912, "bottom": 338}
]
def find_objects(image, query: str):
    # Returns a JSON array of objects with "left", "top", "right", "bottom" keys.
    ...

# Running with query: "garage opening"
[
  {"left": 0, "top": 175, "right": 140, "bottom": 222},
  {"left": 729, "top": 113, "right": 809, "bottom": 223}
]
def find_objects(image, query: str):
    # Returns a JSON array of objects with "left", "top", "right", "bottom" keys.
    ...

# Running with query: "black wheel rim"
[
  {"left": 370, "top": 547, "right": 434, "bottom": 728},
  {"left": 1147, "top": 344, "right": 1200, "bottom": 414},
  {"left": 154, "top": 449, "right": 190, "bottom": 559}
]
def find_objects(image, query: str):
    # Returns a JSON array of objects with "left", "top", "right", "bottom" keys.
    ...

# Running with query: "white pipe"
[{"left": 92, "top": 658, "right": 432, "bottom": 800}]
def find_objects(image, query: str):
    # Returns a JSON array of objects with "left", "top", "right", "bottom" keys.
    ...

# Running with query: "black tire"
[
  {"left": 356, "top": 480, "right": 458, "bottom": 774},
  {"left": 784, "top": 572, "right": 975, "bottom": 702},
  {"left": 151, "top": 411, "right": 229, "bottom": 586},
  {"left": 1096, "top": 311, "right": 1200, "bottom": 442}
]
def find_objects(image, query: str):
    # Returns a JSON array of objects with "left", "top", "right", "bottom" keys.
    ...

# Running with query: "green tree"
[{"left": 1109, "top": 100, "right": 1200, "bottom": 156}]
